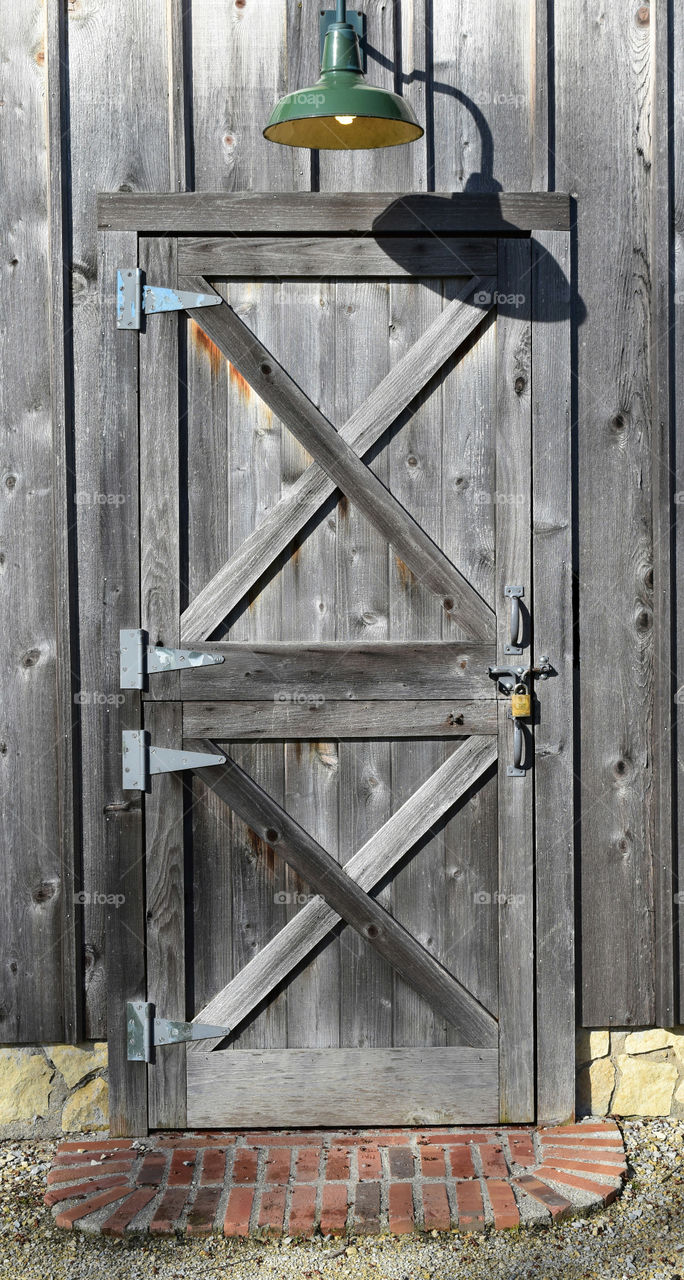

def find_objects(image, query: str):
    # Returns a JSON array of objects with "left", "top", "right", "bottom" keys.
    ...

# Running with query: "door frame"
[{"left": 95, "top": 192, "right": 574, "bottom": 1135}]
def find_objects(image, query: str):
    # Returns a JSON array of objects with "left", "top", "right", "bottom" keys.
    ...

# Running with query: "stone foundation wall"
[
  {"left": 0, "top": 1044, "right": 108, "bottom": 1138},
  {"left": 1, "top": 1031, "right": 684, "bottom": 1136},
  {"left": 577, "top": 1027, "right": 684, "bottom": 1117}
]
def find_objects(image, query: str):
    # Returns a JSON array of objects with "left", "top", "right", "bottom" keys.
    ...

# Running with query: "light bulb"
[{"left": 335, "top": 115, "right": 355, "bottom": 125}]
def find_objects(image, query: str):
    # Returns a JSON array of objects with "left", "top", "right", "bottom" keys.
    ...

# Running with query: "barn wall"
[{"left": 0, "top": 0, "right": 677, "bottom": 1041}]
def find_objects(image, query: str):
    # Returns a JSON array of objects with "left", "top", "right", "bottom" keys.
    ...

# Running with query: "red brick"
[
  {"left": 540, "top": 1141, "right": 627, "bottom": 1152},
  {"left": 448, "top": 1145, "right": 476, "bottom": 1179},
  {"left": 232, "top": 1148, "right": 259, "bottom": 1184},
  {"left": 264, "top": 1147, "right": 291, "bottom": 1184},
  {"left": 58, "top": 1141, "right": 134, "bottom": 1154},
  {"left": 288, "top": 1184, "right": 316, "bottom": 1237},
  {"left": 258, "top": 1187, "right": 286, "bottom": 1235},
  {"left": 224, "top": 1186, "right": 254, "bottom": 1236},
  {"left": 201, "top": 1148, "right": 227, "bottom": 1185},
  {"left": 388, "top": 1146, "right": 415, "bottom": 1180},
  {"left": 539, "top": 1152, "right": 625, "bottom": 1175},
  {"left": 455, "top": 1180, "right": 485, "bottom": 1231},
  {"left": 55, "top": 1186, "right": 132, "bottom": 1229},
  {"left": 295, "top": 1146, "right": 322, "bottom": 1181},
  {"left": 187, "top": 1186, "right": 223, "bottom": 1235},
  {"left": 326, "top": 1147, "right": 351, "bottom": 1180},
  {"left": 358, "top": 1146, "right": 383, "bottom": 1180},
  {"left": 485, "top": 1179, "right": 519, "bottom": 1229},
  {"left": 422, "top": 1182, "right": 451, "bottom": 1231},
  {"left": 321, "top": 1182, "right": 349, "bottom": 1234},
  {"left": 54, "top": 1150, "right": 135, "bottom": 1167},
  {"left": 101, "top": 1188, "right": 157, "bottom": 1236},
  {"left": 168, "top": 1149, "right": 196, "bottom": 1186},
  {"left": 352, "top": 1181, "right": 379, "bottom": 1234},
  {"left": 44, "top": 1175, "right": 130, "bottom": 1208},
  {"left": 420, "top": 1132, "right": 491, "bottom": 1145},
  {"left": 48, "top": 1161, "right": 134, "bottom": 1185},
  {"left": 388, "top": 1182, "right": 414, "bottom": 1234},
  {"left": 240, "top": 1132, "right": 323, "bottom": 1146},
  {"left": 539, "top": 1122, "right": 619, "bottom": 1136},
  {"left": 420, "top": 1145, "right": 446, "bottom": 1178},
  {"left": 536, "top": 1166, "right": 621, "bottom": 1203},
  {"left": 507, "top": 1133, "right": 536, "bottom": 1166},
  {"left": 138, "top": 1154, "right": 167, "bottom": 1186},
  {"left": 150, "top": 1188, "right": 190, "bottom": 1234},
  {"left": 479, "top": 1143, "right": 509, "bottom": 1178},
  {"left": 514, "top": 1175, "right": 574, "bottom": 1218}
]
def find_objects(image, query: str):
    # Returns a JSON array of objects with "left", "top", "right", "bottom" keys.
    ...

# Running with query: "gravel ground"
[{"left": 0, "top": 1119, "right": 683, "bottom": 1279}]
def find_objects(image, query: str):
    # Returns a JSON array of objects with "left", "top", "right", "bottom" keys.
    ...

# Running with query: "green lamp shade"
[{"left": 264, "top": 22, "right": 423, "bottom": 150}]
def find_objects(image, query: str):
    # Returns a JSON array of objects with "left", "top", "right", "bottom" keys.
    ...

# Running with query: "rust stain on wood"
[
  {"left": 190, "top": 320, "right": 222, "bottom": 374},
  {"left": 229, "top": 362, "right": 252, "bottom": 402},
  {"left": 394, "top": 555, "right": 416, "bottom": 590}
]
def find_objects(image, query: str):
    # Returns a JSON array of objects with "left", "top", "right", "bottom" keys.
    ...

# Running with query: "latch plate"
[
  {"left": 122, "top": 730, "right": 226, "bottom": 791},
  {"left": 120, "top": 628, "right": 224, "bottom": 690},
  {"left": 126, "top": 1001, "right": 231, "bottom": 1062},
  {"left": 116, "top": 269, "right": 221, "bottom": 330}
]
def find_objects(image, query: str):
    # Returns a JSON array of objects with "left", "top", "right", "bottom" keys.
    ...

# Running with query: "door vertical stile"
[
  {"left": 388, "top": 278, "right": 446, "bottom": 1049},
  {"left": 139, "top": 235, "right": 186, "bottom": 1127},
  {"left": 279, "top": 278, "right": 340, "bottom": 1051},
  {"left": 336, "top": 278, "right": 394, "bottom": 1049},
  {"left": 532, "top": 230, "right": 575, "bottom": 1123},
  {"left": 99, "top": 228, "right": 147, "bottom": 1135},
  {"left": 495, "top": 240, "right": 535, "bottom": 1122}
]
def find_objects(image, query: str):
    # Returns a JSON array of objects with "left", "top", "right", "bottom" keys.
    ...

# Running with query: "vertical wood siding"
[{"left": 0, "top": 0, "right": 676, "bottom": 1038}]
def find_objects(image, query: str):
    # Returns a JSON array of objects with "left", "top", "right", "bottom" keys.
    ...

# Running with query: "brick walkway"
[{"left": 45, "top": 1121, "right": 626, "bottom": 1237}]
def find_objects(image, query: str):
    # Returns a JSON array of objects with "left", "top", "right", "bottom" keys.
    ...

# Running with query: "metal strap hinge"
[
  {"left": 120, "top": 628, "right": 224, "bottom": 690},
  {"left": 126, "top": 1001, "right": 230, "bottom": 1062},
  {"left": 122, "top": 729, "right": 226, "bottom": 792},
  {"left": 116, "top": 269, "right": 221, "bottom": 330}
]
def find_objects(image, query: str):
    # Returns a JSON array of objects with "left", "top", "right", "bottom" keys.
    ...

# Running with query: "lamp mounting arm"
[{"left": 336, "top": 0, "right": 346, "bottom": 22}]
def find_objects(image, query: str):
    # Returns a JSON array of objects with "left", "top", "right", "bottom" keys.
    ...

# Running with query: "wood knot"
[
  {"left": 514, "top": 375, "right": 526, "bottom": 396},
  {"left": 21, "top": 649, "right": 41, "bottom": 669}
]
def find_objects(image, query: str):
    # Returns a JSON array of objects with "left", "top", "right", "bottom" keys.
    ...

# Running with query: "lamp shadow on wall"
[{"left": 357, "top": 42, "right": 584, "bottom": 325}]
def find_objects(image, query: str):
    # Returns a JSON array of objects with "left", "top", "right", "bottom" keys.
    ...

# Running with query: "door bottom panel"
[{"left": 186, "top": 1047, "right": 499, "bottom": 1127}]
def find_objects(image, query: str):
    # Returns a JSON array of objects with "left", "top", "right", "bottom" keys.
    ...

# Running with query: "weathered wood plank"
[
  {"left": 279, "top": 278, "right": 339, "bottom": 1052},
  {"left": 650, "top": 0, "right": 675, "bottom": 1028},
  {"left": 187, "top": 1047, "right": 499, "bottom": 1127},
  {"left": 139, "top": 236, "right": 181, "bottom": 700},
  {"left": 182, "top": 282, "right": 495, "bottom": 640},
  {"left": 144, "top": 702, "right": 186, "bottom": 1129},
  {"left": 180, "top": 280, "right": 494, "bottom": 641},
  {"left": 97, "top": 229, "right": 146, "bottom": 1136},
  {"left": 387, "top": 281, "right": 448, "bottom": 1049},
  {"left": 186, "top": 741, "right": 498, "bottom": 1047},
  {"left": 190, "top": 738, "right": 497, "bottom": 1043},
  {"left": 555, "top": 0, "right": 654, "bottom": 1027},
  {"left": 178, "top": 235, "right": 496, "bottom": 277},
  {"left": 47, "top": 0, "right": 81, "bottom": 1040},
  {"left": 532, "top": 231, "right": 575, "bottom": 1125},
  {"left": 0, "top": 0, "right": 64, "bottom": 1041},
  {"left": 439, "top": 287, "right": 500, "bottom": 1027},
  {"left": 183, "top": 700, "right": 498, "bottom": 739},
  {"left": 333, "top": 276, "right": 393, "bottom": 1051},
  {"left": 675, "top": 0, "right": 684, "bottom": 1026},
  {"left": 68, "top": 0, "right": 173, "bottom": 1040},
  {"left": 431, "top": 0, "right": 534, "bottom": 192},
  {"left": 176, "top": 641, "right": 494, "bottom": 700},
  {"left": 495, "top": 240, "right": 534, "bottom": 1123},
  {"left": 97, "top": 191, "right": 572, "bottom": 233}
]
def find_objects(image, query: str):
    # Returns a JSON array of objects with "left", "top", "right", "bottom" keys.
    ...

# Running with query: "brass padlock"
[{"left": 510, "top": 682, "right": 531, "bottom": 719}]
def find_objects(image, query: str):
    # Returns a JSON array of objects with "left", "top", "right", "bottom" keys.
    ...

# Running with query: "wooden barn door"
[{"left": 105, "top": 197, "right": 573, "bottom": 1130}]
